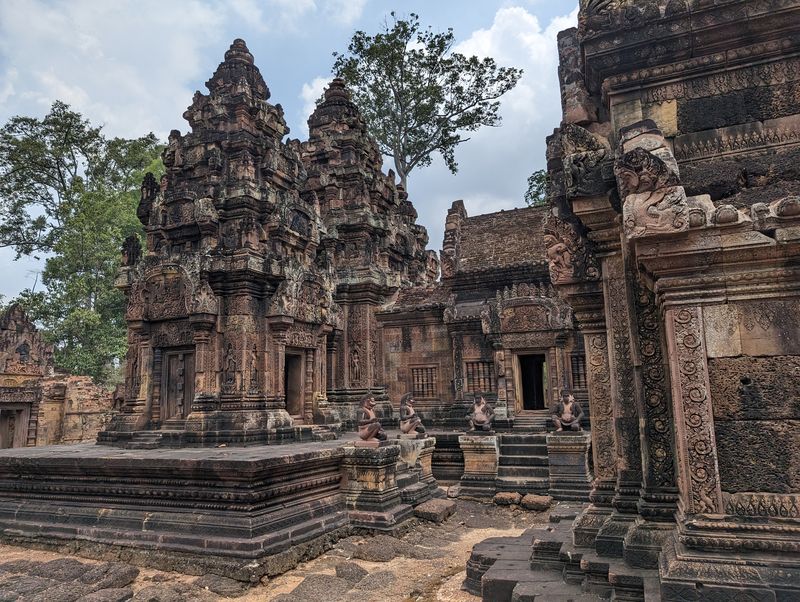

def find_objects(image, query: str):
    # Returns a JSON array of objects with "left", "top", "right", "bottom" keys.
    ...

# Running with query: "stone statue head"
[
  {"left": 360, "top": 394, "right": 375, "bottom": 410},
  {"left": 400, "top": 392, "right": 414, "bottom": 407}
]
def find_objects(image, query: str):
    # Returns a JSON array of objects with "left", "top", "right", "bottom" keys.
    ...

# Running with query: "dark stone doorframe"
[
  {"left": 517, "top": 353, "right": 547, "bottom": 411},
  {"left": 284, "top": 350, "right": 304, "bottom": 418}
]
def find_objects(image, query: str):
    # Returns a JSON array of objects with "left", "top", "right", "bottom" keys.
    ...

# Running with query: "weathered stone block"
[
  {"left": 413, "top": 498, "right": 456, "bottom": 523},
  {"left": 520, "top": 494, "right": 553, "bottom": 511},
  {"left": 715, "top": 419, "right": 800, "bottom": 494},
  {"left": 494, "top": 491, "right": 522, "bottom": 506}
]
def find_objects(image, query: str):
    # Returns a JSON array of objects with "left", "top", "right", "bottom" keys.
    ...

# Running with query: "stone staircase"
[
  {"left": 495, "top": 433, "right": 550, "bottom": 495},
  {"left": 465, "top": 503, "right": 662, "bottom": 601},
  {"left": 125, "top": 431, "right": 164, "bottom": 449},
  {"left": 512, "top": 411, "right": 549, "bottom": 432}
]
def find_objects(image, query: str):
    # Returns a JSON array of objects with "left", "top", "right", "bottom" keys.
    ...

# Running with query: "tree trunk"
[{"left": 394, "top": 158, "right": 408, "bottom": 192}]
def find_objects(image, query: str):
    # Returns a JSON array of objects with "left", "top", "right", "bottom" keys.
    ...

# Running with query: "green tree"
[
  {"left": 0, "top": 102, "right": 163, "bottom": 382},
  {"left": 524, "top": 169, "right": 548, "bottom": 207},
  {"left": 333, "top": 13, "right": 522, "bottom": 190}
]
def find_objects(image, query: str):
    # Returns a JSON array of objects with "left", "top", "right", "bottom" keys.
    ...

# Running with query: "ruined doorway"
[
  {"left": 519, "top": 354, "right": 547, "bottom": 411},
  {"left": 284, "top": 352, "right": 304, "bottom": 418},
  {"left": 161, "top": 350, "right": 195, "bottom": 422},
  {"left": 0, "top": 406, "right": 29, "bottom": 449}
]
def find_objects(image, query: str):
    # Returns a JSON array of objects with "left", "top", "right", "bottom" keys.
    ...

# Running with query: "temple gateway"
[{"left": 0, "top": 1, "right": 798, "bottom": 600}]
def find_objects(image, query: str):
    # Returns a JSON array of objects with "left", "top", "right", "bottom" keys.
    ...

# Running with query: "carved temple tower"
[
  {"left": 301, "top": 79, "right": 438, "bottom": 425},
  {"left": 539, "top": 1, "right": 800, "bottom": 598},
  {"left": 101, "top": 40, "right": 341, "bottom": 446}
]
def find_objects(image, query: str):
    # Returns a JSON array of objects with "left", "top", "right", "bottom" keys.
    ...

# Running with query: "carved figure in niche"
[
  {"left": 289, "top": 210, "right": 310, "bottom": 237},
  {"left": 15, "top": 342, "right": 30, "bottom": 364},
  {"left": 399, "top": 393, "right": 426, "bottom": 435},
  {"left": 238, "top": 215, "right": 258, "bottom": 249},
  {"left": 467, "top": 396, "right": 495, "bottom": 431},
  {"left": 350, "top": 347, "right": 361, "bottom": 383},
  {"left": 222, "top": 343, "right": 237, "bottom": 391},
  {"left": 552, "top": 390, "right": 583, "bottom": 431},
  {"left": 194, "top": 196, "right": 218, "bottom": 225},
  {"left": 137, "top": 172, "right": 159, "bottom": 225},
  {"left": 207, "top": 146, "right": 222, "bottom": 170},
  {"left": 121, "top": 235, "right": 142, "bottom": 267},
  {"left": 248, "top": 344, "right": 259, "bottom": 392},
  {"left": 544, "top": 233, "right": 573, "bottom": 282},
  {"left": 164, "top": 130, "right": 183, "bottom": 169},
  {"left": 358, "top": 394, "right": 387, "bottom": 441}
]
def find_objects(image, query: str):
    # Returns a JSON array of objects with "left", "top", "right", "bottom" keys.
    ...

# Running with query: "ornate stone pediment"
[
  {"left": 0, "top": 306, "right": 52, "bottom": 377},
  {"left": 128, "top": 268, "right": 191, "bottom": 322}
]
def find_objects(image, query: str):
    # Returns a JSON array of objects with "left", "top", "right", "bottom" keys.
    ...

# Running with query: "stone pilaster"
[
  {"left": 623, "top": 271, "right": 679, "bottom": 568},
  {"left": 547, "top": 431, "right": 592, "bottom": 501},
  {"left": 665, "top": 306, "right": 723, "bottom": 516},
  {"left": 572, "top": 313, "right": 618, "bottom": 547},
  {"left": 459, "top": 434, "right": 499, "bottom": 498},
  {"left": 595, "top": 253, "right": 642, "bottom": 558},
  {"left": 341, "top": 443, "right": 412, "bottom": 530}
]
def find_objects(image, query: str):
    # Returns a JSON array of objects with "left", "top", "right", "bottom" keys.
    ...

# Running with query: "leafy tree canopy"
[
  {"left": 0, "top": 102, "right": 163, "bottom": 383},
  {"left": 524, "top": 169, "right": 548, "bottom": 207},
  {"left": 333, "top": 13, "right": 522, "bottom": 190}
]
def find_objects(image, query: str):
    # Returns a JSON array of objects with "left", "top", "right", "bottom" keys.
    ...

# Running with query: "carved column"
[
  {"left": 189, "top": 314, "right": 217, "bottom": 411},
  {"left": 623, "top": 270, "right": 680, "bottom": 568},
  {"left": 594, "top": 252, "right": 643, "bottom": 558},
  {"left": 573, "top": 318, "right": 618, "bottom": 546},
  {"left": 664, "top": 306, "right": 723, "bottom": 516},
  {"left": 452, "top": 334, "right": 464, "bottom": 401}
]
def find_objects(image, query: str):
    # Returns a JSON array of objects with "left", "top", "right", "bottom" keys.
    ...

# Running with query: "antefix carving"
[{"left": 615, "top": 146, "right": 688, "bottom": 240}]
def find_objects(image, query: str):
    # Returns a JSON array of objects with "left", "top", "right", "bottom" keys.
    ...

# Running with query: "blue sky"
[{"left": 0, "top": 0, "right": 578, "bottom": 299}]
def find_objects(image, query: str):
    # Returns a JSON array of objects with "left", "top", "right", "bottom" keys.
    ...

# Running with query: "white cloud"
[
  {"left": 297, "top": 76, "right": 330, "bottom": 137},
  {"left": 0, "top": 0, "right": 578, "bottom": 298},
  {"left": 411, "top": 5, "right": 579, "bottom": 252},
  {"left": 0, "top": 67, "right": 18, "bottom": 105},
  {"left": 323, "top": 0, "right": 368, "bottom": 25}
]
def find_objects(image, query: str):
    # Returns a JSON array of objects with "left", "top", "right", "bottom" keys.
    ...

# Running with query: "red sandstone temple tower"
[
  {"left": 302, "top": 79, "right": 438, "bottom": 426},
  {"left": 101, "top": 40, "right": 341, "bottom": 446}
]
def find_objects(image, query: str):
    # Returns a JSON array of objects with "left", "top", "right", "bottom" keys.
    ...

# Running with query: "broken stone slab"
[
  {"left": 334, "top": 561, "right": 368, "bottom": 584},
  {"left": 193, "top": 574, "right": 250, "bottom": 597},
  {"left": 414, "top": 498, "right": 457, "bottom": 523},
  {"left": 80, "top": 588, "right": 135, "bottom": 602},
  {"left": 521, "top": 494, "right": 553, "bottom": 511}
]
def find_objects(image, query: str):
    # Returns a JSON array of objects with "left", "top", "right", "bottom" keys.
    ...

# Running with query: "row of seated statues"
[{"left": 356, "top": 390, "right": 583, "bottom": 442}]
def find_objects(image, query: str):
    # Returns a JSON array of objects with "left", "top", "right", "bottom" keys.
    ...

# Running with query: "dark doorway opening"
[
  {"left": 161, "top": 349, "right": 195, "bottom": 422},
  {"left": 285, "top": 353, "right": 304, "bottom": 417},
  {"left": 519, "top": 354, "right": 547, "bottom": 411},
  {"left": 0, "top": 407, "right": 27, "bottom": 448}
]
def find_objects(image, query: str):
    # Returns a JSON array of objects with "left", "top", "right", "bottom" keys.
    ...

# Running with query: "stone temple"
[{"left": 0, "top": 0, "right": 799, "bottom": 599}]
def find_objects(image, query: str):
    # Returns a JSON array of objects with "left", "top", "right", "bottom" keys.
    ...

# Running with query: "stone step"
[
  {"left": 511, "top": 578, "right": 602, "bottom": 602},
  {"left": 463, "top": 535, "right": 534, "bottom": 596},
  {"left": 501, "top": 434, "right": 548, "bottom": 445},
  {"left": 579, "top": 550, "right": 657, "bottom": 601},
  {"left": 495, "top": 476, "right": 550, "bottom": 494},
  {"left": 499, "top": 443, "right": 548, "bottom": 456},
  {"left": 399, "top": 481, "right": 431, "bottom": 505},
  {"left": 499, "top": 454, "right": 549, "bottom": 466},
  {"left": 497, "top": 465, "right": 550, "bottom": 478}
]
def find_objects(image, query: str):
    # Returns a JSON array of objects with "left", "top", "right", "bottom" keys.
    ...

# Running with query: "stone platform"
[
  {"left": 465, "top": 503, "right": 662, "bottom": 601},
  {"left": 0, "top": 433, "right": 437, "bottom": 581}
]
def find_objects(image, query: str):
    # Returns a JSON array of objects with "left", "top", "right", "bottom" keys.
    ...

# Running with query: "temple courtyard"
[
  {"left": 0, "top": 0, "right": 799, "bottom": 600},
  {"left": 0, "top": 496, "right": 554, "bottom": 602}
]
